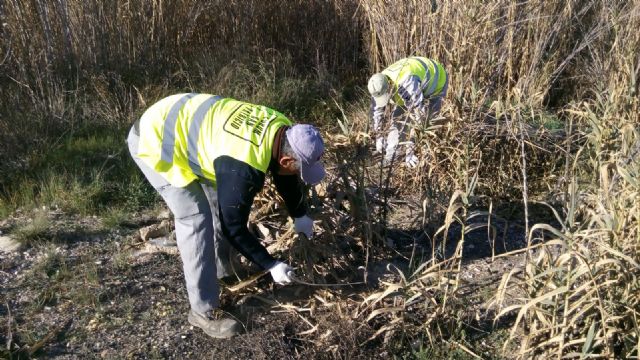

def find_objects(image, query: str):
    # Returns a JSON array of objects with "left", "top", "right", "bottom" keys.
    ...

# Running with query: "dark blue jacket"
[{"left": 213, "top": 155, "right": 306, "bottom": 270}]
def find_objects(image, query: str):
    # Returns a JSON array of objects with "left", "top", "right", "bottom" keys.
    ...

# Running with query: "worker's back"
[
  {"left": 136, "top": 93, "right": 292, "bottom": 187},
  {"left": 382, "top": 57, "right": 447, "bottom": 106}
]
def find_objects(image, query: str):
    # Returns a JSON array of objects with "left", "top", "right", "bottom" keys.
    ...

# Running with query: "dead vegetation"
[{"left": 1, "top": 0, "right": 639, "bottom": 358}]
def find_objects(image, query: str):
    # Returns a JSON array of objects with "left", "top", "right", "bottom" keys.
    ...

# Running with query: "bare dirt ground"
[{"left": 0, "top": 179, "right": 537, "bottom": 359}]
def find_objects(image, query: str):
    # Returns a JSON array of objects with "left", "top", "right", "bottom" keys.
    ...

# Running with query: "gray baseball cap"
[
  {"left": 368, "top": 73, "right": 392, "bottom": 107},
  {"left": 285, "top": 124, "right": 325, "bottom": 185}
]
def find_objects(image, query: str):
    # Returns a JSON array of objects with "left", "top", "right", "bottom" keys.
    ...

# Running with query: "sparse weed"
[
  {"left": 13, "top": 210, "right": 51, "bottom": 246},
  {"left": 101, "top": 207, "right": 130, "bottom": 229},
  {"left": 26, "top": 245, "right": 71, "bottom": 310},
  {"left": 112, "top": 248, "right": 133, "bottom": 273}
]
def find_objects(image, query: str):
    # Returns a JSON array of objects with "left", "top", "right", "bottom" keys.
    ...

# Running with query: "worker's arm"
[
  {"left": 272, "top": 172, "right": 307, "bottom": 218},
  {"left": 370, "top": 98, "right": 386, "bottom": 132},
  {"left": 214, "top": 156, "right": 277, "bottom": 270},
  {"left": 398, "top": 75, "right": 428, "bottom": 116}
]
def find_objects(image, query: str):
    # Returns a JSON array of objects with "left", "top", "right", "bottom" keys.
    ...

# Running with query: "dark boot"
[{"left": 188, "top": 309, "right": 242, "bottom": 339}]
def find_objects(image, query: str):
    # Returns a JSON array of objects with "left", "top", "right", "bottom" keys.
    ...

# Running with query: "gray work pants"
[{"left": 127, "top": 127, "right": 236, "bottom": 314}]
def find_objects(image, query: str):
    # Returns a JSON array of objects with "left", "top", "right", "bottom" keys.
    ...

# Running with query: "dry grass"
[
  {"left": 0, "top": 0, "right": 362, "bottom": 185},
  {"left": 361, "top": 0, "right": 640, "bottom": 358},
  {"left": 1, "top": 0, "right": 639, "bottom": 358},
  {"left": 490, "top": 103, "right": 639, "bottom": 358}
]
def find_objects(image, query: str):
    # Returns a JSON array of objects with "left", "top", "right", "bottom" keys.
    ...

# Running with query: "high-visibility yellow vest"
[
  {"left": 381, "top": 57, "right": 447, "bottom": 107},
  {"left": 136, "top": 94, "right": 292, "bottom": 187}
]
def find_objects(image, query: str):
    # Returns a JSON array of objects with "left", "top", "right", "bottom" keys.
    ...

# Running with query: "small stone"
[
  {"left": 139, "top": 220, "right": 173, "bottom": 241},
  {"left": 0, "top": 236, "right": 23, "bottom": 253}
]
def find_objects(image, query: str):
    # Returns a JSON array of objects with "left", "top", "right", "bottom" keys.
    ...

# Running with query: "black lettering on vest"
[
  {"left": 223, "top": 104, "right": 276, "bottom": 146},
  {"left": 253, "top": 118, "right": 265, "bottom": 136},
  {"left": 229, "top": 106, "right": 252, "bottom": 130}
]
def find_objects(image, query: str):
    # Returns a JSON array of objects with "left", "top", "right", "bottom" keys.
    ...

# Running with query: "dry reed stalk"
[{"left": 360, "top": 0, "right": 640, "bottom": 356}]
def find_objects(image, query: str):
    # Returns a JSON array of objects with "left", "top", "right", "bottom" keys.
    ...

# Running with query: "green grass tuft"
[
  {"left": 13, "top": 211, "right": 51, "bottom": 245},
  {"left": 0, "top": 128, "right": 158, "bottom": 220}
]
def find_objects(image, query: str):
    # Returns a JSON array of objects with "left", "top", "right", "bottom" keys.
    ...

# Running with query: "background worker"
[
  {"left": 127, "top": 93, "right": 325, "bottom": 339},
  {"left": 368, "top": 56, "right": 448, "bottom": 167}
]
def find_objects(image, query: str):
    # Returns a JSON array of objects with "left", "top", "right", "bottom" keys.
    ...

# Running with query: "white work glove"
[
  {"left": 405, "top": 153, "right": 419, "bottom": 168},
  {"left": 269, "top": 261, "right": 294, "bottom": 285},
  {"left": 294, "top": 215, "right": 314, "bottom": 239},
  {"left": 405, "top": 141, "right": 419, "bottom": 168}
]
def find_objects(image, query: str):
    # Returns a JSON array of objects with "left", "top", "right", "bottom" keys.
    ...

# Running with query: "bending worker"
[
  {"left": 368, "top": 56, "right": 448, "bottom": 167},
  {"left": 127, "top": 93, "right": 325, "bottom": 339}
]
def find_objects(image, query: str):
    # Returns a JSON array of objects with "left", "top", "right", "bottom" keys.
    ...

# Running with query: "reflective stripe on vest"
[
  {"left": 426, "top": 59, "right": 440, "bottom": 96},
  {"left": 383, "top": 59, "right": 422, "bottom": 107},
  {"left": 161, "top": 93, "right": 197, "bottom": 163},
  {"left": 187, "top": 95, "right": 222, "bottom": 177},
  {"left": 412, "top": 57, "right": 441, "bottom": 97}
]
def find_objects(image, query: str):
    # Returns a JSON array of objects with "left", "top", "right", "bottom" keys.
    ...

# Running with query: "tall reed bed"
[
  {"left": 0, "top": 0, "right": 361, "bottom": 146},
  {"left": 361, "top": 0, "right": 640, "bottom": 357},
  {"left": 0, "top": 0, "right": 361, "bottom": 192},
  {"left": 1, "top": 0, "right": 361, "bottom": 84}
]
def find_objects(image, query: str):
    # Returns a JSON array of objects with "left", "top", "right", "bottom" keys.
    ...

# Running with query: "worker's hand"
[
  {"left": 269, "top": 261, "right": 294, "bottom": 285},
  {"left": 405, "top": 153, "right": 419, "bottom": 168},
  {"left": 294, "top": 215, "right": 314, "bottom": 239},
  {"left": 404, "top": 141, "right": 419, "bottom": 168}
]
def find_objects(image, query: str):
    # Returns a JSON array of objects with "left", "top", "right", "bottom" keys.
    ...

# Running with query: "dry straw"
[{"left": 361, "top": 0, "right": 639, "bottom": 357}]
